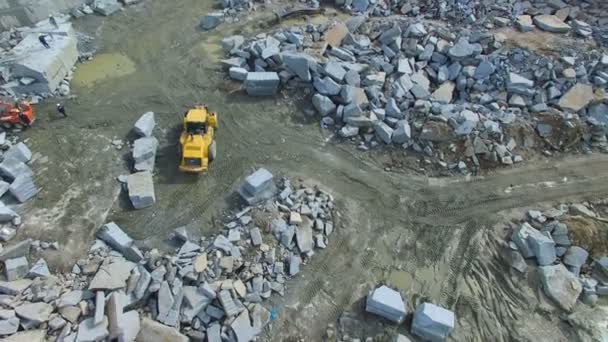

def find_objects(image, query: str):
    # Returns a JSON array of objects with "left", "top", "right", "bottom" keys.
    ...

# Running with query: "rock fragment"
[{"left": 365, "top": 285, "right": 406, "bottom": 323}]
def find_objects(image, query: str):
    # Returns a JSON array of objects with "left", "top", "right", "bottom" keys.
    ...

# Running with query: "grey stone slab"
[
  {"left": 313, "top": 76, "right": 341, "bottom": 96},
  {"left": 15, "top": 302, "right": 53, "bottom": 324},
  {"left": 200, "top": 12, "right": 224, "bottom": 30},
  {"left": 244, "top": 72, "right": 280, "bottom": 96},
  {"left": 4, "top": 142, "right": 32, "bottom": 164},
  {"left": 282, "top": 52, "right": 312, "bottom": 81},
  {"left": 365, "top": 286, "right": 406, "bottom": 323},
  {"left": 8, "top": 174, "right": 38, "bottom": 203},
  {"left": 133, "top": 111, "right": 155, "bottom": 137},
  {"left": 136, "top": 317, "right": 188, "bottom": 342},
  {"left": 27, "top": 258, "right": 50, "bottom": 279},
  {"left": 88, "top": 260, "right": 136, "bottom": 291},
  {"left": 5, "top": 257, "right": 28, "bottom": 281},
  {"left": 218, "top": 290, "right": 240, "bottom": 317},
  {"left": 0, "top": 279, "right": 32, "bottom": 295},
  {"left": 539, "top": 264, "right": 582, "bottom": 311},
  {"left": 250, "top": 227, "right": 263, "bottom": 246},
  {"left": 528, "top": 232, "right": 556, "bottom": 266},
  {"left": 96, "top": 222, "right": 143, "bottom": 263},
  {"left": 127, "top": 171, "right": 155, "bottom": 209},
  {"left": 76, "top": 317, "right": 109, "bottom": 342},
  {"left": 10, "top": 24, "right": 79, "bottom": 94},
  {"left": 231, "top": 309, "right": 258, "bottom": 342},
  {"left": 374, "top": 121, "right": 393, "bottom": 144},
  {"left": 132, "top": 137, "right": 158, "bottom": 172},
  {"left": 312, "top": 93, "right": 336, "bottom": 116},
  {"left": 295, "top": 224, "right": 314, "bottom": 253},
  {"left": 411, "top": 303, "right": 455, "bottom": 341}
]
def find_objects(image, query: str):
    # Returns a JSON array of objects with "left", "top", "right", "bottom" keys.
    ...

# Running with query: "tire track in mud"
[{"left": 441, "top": 219, "right": 485, "bottom": 308}]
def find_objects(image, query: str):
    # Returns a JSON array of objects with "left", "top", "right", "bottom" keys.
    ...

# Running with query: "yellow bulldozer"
[{"left": 179, "top": 105, "right": 218, "bottom": 173}]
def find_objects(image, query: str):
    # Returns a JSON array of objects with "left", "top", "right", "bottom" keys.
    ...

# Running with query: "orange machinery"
[{"left": 0, "top": 100, "right": 34, "bottom": 129}]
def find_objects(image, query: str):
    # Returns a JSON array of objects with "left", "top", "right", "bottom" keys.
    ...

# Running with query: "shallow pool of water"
[{"left": 73, "top": 52, "right": 136, "bottom": 86}]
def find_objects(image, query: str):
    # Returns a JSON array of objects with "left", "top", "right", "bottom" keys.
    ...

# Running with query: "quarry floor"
[{"left": 12, "top": 0, "right": 608, "bottom": 340}]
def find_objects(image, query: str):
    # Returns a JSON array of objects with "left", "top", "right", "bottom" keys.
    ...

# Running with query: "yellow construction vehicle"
[{"left": 179, "top": 105, "right": 218, "bottom": 173}]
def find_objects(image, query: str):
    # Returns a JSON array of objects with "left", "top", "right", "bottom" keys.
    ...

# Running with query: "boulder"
[
  {"left": 365, "top": 286, "right": 406, "bottom": 323},
  {"left": 314, "top": 76, "right": 341, "bottom": 96},
  {"left": 244, "top": 72, "right": 280, "bottom": 96},
  {"left": 448, "top": 38, "right": 477, "bottom": 60},
  {"left": 374, "top": 121, "right": 393, "bottom": 144},
  {"left": 15, "top": 302, "right": 53, "bottom": 324},
  {"left": 558, "top": 83, "right": 594, "bottom": 112},
  {"left": 324, "top": 61, "right": 347, "bottom": 82},
  {"left": 5, "top": 256, "right": 28, "bottom": 281},
  {"left": 229, "top": 67, "right": 248, "bottom": 81},
  {"left": 533, "top": 15, "right": 571, "bottom": 33},
  {"left": 411, "top": 303, "right": 455, "bottom": 341},
  {"left": 563, "top": 246, "right": 588, "bottom": 275},
  {"left": 0, "top": 239, "right": 31, "bottom": 261},
  {"left": 4, "top": 143, "right": 32, "bottom": 163},
  {"left": 9, "top": 174, "right": 38, "bottom": 203},
  {"left": 0, "top": 205, "right": 19, "bottom": 223},
  {"left": 133, "top": 112, "right": 155, "bottom": 137},
  {"left": 528, "top": 232, "right": 556, "bottom": 266},
  {"left": 0, "top": 279, "right": 32, "bottom": 295},
  {"left": 238, "top": 168, "right": 276, "bottom": 205},
  {"left": 231, "top": 309, "right": 258, "bottom": 342},
  {"left": 27, "top": 258, "right": 50, "bottom": 278},
  {"left": 96, "top": 222, "right": 144, "bottom": 262},
  {"left": 567, "top": 306, "right": 608, "bottom": 342},
  {"left": 516, "top": 15, "right": 535, "bottom": 32},
  {"left": 312, "top": 94, "right": 336, "bottom": 116},
  {"left": 3, "top": 330, "right": 45, "bottom": 342},
  {"left": 132, "top": 137, "right": 158, "bottom": 172},
  {"left": 0, "top": 316, "right": 19, "bottom": 335},
  {"left": 200, "top": 12, "right": 224, "bottom": 30},
  {"left": 295, "top": 223, "right": 314, "bottom": 253},
  {"left": 93, "top": 0, "right": 122, "bottom": 16},
  {"left": 88, "top": 260, "right": 136, "bottom": 291},
  {"left": 76, "top": 317, "right": 109, "bottom": 342},
  {"left": 431, "top": 82, "right": 454, "bottom": 103},
  {"left": 419, "top": 121, "right": 453, "bottom": 142},
  {"left": 511, "top": 222, "right": 536, "bottom": 258},
  {"left": 282, "top": 53, "right": 312, "bottom": 81},
  {"left": 0, "top": 159, "right": 33, "bottom": 182},
  {"left": 539, "top": 264, "right": 582, "bottom": 311},
  {"left": 127, "top": 171, "right": 155, "bottom": 209},
  {"left": 392, "top": 121, "right": 411, "bottom": 144}
]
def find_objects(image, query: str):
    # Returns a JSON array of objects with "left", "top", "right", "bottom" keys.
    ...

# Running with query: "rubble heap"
[
  {"left": 502, "top": 203, "right": 608, "bottom": 310},
  {"left": 223, "top": 15, "right": 608, "bottom": 173},
  {"left": 0, "top": 1, "right": 144, "bottom": 101},
  {"left": 0, "top": 170, "right": 338, "bottom": 341},
  {"left": 334, "top": 0, "right": 608, "bottom": 33}
]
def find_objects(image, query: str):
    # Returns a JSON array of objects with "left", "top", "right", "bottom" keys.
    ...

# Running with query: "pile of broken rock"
[
  {"left": 223, "top": 13, "right": 608, "bottom": 173},
  {"left": 502, "top": 203, "right": 608, "bottom": 311},
  {"left": 0, "top": 137, "right": 40, "bottom": 244},
  {"left": 334, "top": 0, "right": 608, "bottom": 33},
  {"left": 0, "top": 168, "right": 337, "bottom": 341}
]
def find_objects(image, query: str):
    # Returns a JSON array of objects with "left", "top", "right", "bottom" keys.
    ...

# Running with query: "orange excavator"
[{"left": 0, "top": 100, "right": 34, "bottom": 129}]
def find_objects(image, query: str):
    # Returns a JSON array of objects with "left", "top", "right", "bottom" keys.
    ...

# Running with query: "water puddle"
[
  {"left": 193, "top": 37, "right": 223, "bottom": 64},
  {"left": 388, "top": 270, "right": 413, "bottom": 291},
  {"left": 73, "top": 53, "right": 136, "bottom": 86}
]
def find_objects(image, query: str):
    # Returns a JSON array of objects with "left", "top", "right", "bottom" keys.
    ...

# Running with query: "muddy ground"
[{"left": 9, "top": 0, "right": 608, "bottom": 340}]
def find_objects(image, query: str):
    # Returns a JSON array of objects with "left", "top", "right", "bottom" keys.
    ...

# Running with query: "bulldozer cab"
[{"left": 186, "top": 121, "right": 206, "bottom": 135}]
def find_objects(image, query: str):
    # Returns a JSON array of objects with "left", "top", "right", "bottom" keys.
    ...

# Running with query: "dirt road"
[{"left": 14, "top": 0, "right": 608, "bottom": 340}]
